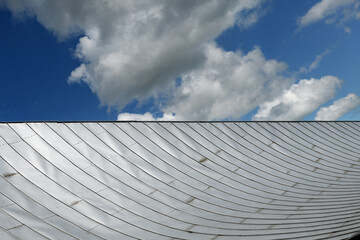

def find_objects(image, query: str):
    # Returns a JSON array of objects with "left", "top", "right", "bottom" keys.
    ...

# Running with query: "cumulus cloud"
[
  {"left": 300, "top": 49, "right": 330, "bottom": 73},
  {"left": 253, "top": 76, "right": 342, "bottom": 121},
  {"left": 3, "top": 0, "right": 352, "bottom": 122},
  {"left": 0, "top": 0, "right": 263, "bottom": 111},
  {"left": 162, "top": 43, "right": 292, "bottom": 120},
  {"left": 117, "top": 112, "right": 175, "bottom": 121},
  {"left": 298, "top": 0, "right": 358, "bottom": 28},
  {"left": 315, "top": 93, "right": 360, "bottom": 120}
]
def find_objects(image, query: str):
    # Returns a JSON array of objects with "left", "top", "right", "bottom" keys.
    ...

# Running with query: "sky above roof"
[{"left": 0, "top": 0, "right": 359, "bottom": 121}]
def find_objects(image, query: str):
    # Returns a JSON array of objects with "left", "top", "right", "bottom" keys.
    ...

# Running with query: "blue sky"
[{"left": 0, "top": 0, "right": 359, "bottom": 121}]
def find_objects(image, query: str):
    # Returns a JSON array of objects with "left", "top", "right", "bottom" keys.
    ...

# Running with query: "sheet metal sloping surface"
[{"left": 0, "top": 121, "right": 359, "bottom": 240}]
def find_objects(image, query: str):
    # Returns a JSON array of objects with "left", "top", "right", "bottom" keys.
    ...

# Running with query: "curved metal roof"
[{"left": 0, "top": 122, "right": 359, "bottom": 239}]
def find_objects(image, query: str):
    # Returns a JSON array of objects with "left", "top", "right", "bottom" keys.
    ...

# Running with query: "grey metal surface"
[{"left": 0, "top": 122, "right": 359, "bottom": 239}]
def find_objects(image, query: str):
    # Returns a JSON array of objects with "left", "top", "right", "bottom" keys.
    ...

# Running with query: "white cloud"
[
  {"left": 253, "top": 76, "right": 342, "bottom": 121},
  {"left": 162, "top": 43, "right": 292, "bottom": 120},
  {"left": 299, "top": 49, "right": 330, "bottom": 73},
  {"left": 344, "top": 26, "right": 352, "bottom": 33},
  {"left": 236, "top": 1, "right": 269, "bottom": 30},
  {"left": 299, "top": 0, "right": 357, "bottom": 28},
  {"left": 315, "top": 93, "right": 360, "bottom": 120},
  {"left": 117, "top": 112, "right": 175, "bottom": 121},
  {"left": 3, "top": 0, "right": 353, "bottom": 122},
  {"left": 0, "top": 0, "right": 264, "bottom": 111}
]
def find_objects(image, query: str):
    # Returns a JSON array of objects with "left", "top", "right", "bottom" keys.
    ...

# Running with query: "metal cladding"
[{"left": 0, "top": 122, "right": 359, "bottom": 240}]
